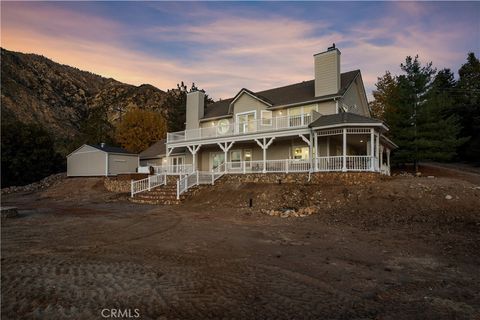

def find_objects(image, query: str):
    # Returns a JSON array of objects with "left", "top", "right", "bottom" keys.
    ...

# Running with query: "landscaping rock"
[{"left": 1, "top": 173, "right": 66, "bottom": 195}]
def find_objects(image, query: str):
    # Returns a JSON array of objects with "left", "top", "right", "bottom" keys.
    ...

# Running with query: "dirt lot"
[{"left": 1, "top": 167, "right": 480, "bottom": 319}]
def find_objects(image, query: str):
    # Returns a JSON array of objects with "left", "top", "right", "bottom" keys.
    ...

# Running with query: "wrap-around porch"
[{"left": 164, "top": 127, "right": 393, "bottom": 176}]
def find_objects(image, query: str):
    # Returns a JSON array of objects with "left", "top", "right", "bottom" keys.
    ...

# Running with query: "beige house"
[
  {"left": 67, "top": 144, "right": 138, "bottom": 177},
  {"left": 135, "top": 45, "right": 397, "bottom": 198}
]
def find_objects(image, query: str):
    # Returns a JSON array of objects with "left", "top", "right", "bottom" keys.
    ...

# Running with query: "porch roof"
[
  {"left": 140, "top": 139, "right": 187, "bottom": 159},
  {"left": 309, "top": 112, "right": 384, "bottom": 128}
]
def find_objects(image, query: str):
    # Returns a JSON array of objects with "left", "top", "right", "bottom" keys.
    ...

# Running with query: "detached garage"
[{"left": 67, "top": 144, "right": 139, "bottom": 177}]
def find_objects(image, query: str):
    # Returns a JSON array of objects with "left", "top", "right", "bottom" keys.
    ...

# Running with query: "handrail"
[
  {"left": 167, "top": 113, "right": 312, "bottom": 143},
  {"left": 131, "top": 174, "right": 167, "bottom": 197},
  {"left": 176, "top": 170, "right": 225, "bottom": 200},
  {"left": 151, "top": 164, "right": 193, "bottom": 175}
]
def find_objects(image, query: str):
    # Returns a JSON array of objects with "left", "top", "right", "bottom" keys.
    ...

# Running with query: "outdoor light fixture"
[{"left": 360, "top": 140, "right": 364, "bottom": 143}]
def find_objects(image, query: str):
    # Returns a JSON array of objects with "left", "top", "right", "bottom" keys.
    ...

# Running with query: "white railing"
[
  {"left": 316, "top": 156, "right": 343, "bottom": 171},
  {"left": 316, "top": 156, "right": 375, "bottom": 172},
  {"left": 221, "top": 159, "right": 312, "bottom": 174},
  {"left": 167, "top": 113, "right": 312, "bottom": 143},
  {"left": 131, "top": 174, "right": 167, "bottom": 197},
  {"left": 151, "top": 164, "right": 193, "bottom": 175},
  {"left": 176, "top": 170, "right": 224, "bottom": 199},
  {"left": 347, "top": 156, "right": 372, "bottom": 171}
]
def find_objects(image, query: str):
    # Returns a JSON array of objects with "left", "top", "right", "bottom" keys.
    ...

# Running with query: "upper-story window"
[{"left": 261, "top": 110, "right": 272, "bottom": 126}]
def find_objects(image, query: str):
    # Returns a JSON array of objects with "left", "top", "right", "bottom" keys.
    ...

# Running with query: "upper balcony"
[{"left": 167, "top": 113, "right": 313, "bottom": 143}]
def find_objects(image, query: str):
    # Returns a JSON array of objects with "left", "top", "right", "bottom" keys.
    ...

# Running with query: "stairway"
[{"left": 129, "top": 183, "right": 185, "bottom": 205}]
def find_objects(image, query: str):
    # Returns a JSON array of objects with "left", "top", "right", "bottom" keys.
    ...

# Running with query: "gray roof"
[
  {"left": 309, "top": 112, "right": 383, "bottom": 128},
  {"left": 89, "top": 144, "right": 136, "bottom": 155},
  {"left": 140, "top": 139, "right": 186, "bottom": 159},
  {"left": 203, "top": 70, "right": 360, "bottom": 120}
]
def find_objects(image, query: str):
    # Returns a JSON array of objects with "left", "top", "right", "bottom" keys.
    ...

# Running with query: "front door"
[
  {"left": 171, "top": 156, "right": 184, "bottom": 173},
  {"left": 244, "top": 149, "right": 252, "bottom": 172}
]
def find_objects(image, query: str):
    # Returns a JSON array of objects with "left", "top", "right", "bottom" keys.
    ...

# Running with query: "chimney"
[
  {"left": 314, "top": 44, "right": 341, "bottom": 97},
  {"left": 186, "top": 89, "right": 205, "bottom": 130}
]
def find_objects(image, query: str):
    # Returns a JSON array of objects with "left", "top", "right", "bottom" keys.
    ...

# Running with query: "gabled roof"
[
  {"left": 202, "top": 70, "right": 360, "bottom": 121},
  {"left": 139, "top": 139, "right": 187, "bottom": 159},
  {"left": 308, "top": 112, "right": 383, "bottom": 128},
  {"left": 88, "top": 144, "right": 137, "bottom": 155}
]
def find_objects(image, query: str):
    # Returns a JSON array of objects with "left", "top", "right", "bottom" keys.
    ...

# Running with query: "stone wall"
[
  {"left": 218, "top": 172, "right": 385, "bottom": 186},
  {"left": 104, "top": 173, "right": 148, "bottom": 193}
]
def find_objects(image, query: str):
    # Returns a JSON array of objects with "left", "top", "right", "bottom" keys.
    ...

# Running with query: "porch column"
[
  {"left": 255, "top": 137, "right": 275, "bottom": 173},
  {"left": 342, "top": 128, "right": 347, "bottom": 172},
  {"left": 380, "top": 145, "right": 384, "bottom": 170},
  {"left": 314, "top": 131, "right": 319, "bottom": 171},
  {"left": 187, "top": 145, "right": 201, "bottom": 172},
  {"left": 299, "top": 134, "right": 313, "bottom": 173},
  {"left": 375, "top": 133, "right": 380, "bottom": 172},
  {"left": 218, "top": 141, "right": 234, "bottom": 172},
  {"left": 387, "top": 148, "right": 391, "bottom": 169},
  {"left": 166, "top": 147, "right": 174, "bottom": 174},
  {"left": 370, "top": 129, "right": 375, "bottom": 171}
]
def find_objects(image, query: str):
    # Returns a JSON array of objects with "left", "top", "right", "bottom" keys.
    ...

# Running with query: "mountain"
[{"left": 1, "top": 48, "right": 168, "bottom": 154}]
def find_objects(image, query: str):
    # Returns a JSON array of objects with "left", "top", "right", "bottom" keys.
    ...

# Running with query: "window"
[
  {"left": 230, "top": 150, "right": 242, "bottom": 168},
  {"left": 236, "top": 111, "right": 256, "bottom": 133},
  {"left": 292, "top": 146, "right": 309, "bottom": 160},
  {"left": 261, "top": 110, "right": 272, "bottom": 126}
]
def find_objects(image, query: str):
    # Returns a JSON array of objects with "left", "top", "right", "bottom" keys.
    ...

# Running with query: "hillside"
[{"left": 0, "top": 48, "right": 168, "bottom": 149}]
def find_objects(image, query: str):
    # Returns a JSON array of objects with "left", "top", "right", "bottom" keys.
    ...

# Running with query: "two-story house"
[
  {"left": 162, "top": 45, "right": 395, "bottom": 174},
  {"left": 135, "top": 45, "right": 396, "bottom": 198}
]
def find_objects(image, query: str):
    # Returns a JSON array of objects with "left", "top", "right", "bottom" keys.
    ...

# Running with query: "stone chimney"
[
  {"left": 186, "top": 89, "right": 205, "bottom": 130},
  {"left": 314, "top": 44, "right": 341, "bottom": 97}
]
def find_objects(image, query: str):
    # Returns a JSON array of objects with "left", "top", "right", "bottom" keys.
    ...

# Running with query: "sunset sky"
[{"left": 2, "top": 1, "right": 479, "bottom": 100}]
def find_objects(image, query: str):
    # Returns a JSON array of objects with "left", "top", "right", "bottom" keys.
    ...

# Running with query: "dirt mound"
[
  {"left": 187, "top": 176, "right": 480, "bottom": 229},
  {"left": 39, "top": 177, "right": 125, "bottom": 202}
]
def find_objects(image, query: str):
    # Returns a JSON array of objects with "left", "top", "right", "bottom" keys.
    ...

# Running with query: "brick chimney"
[
  {"left": 186, "top": 89, "right": 205, "bottom": 130},
  {"left": 314, "top": 44, "right": 341, "bottom": 97}
]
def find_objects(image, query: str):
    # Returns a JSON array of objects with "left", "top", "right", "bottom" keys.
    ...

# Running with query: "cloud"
[{"left": 1, "top": 2, "right": 477, "bottom": 101}]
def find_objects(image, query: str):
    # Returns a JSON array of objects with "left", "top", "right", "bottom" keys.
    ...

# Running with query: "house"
[
  {"left": 67, "top": 143, "right": 139, "bottom": 177},
  {"left": 133, "top": 45, "right": 397, "bottom": 199},
  {"left": 157, "top": 45, "right": 396, "bottom": 176}
]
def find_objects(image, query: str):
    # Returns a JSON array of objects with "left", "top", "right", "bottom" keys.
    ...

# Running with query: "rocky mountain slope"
[{"left": 1, "top": 48, "right": 168, "bottom": 144}]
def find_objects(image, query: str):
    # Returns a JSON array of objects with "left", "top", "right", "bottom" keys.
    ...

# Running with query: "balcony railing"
[{"left": 167, "top": 113, "right": 312, "bottom": 143}]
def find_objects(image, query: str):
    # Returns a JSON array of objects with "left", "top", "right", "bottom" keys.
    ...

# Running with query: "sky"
[{"left": 1, "top": 1, "right": 479, "bottom": 101}]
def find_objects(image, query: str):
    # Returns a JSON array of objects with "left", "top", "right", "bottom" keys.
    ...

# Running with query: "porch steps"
[{"left": 129, "top": 183, "right": 190, "bottom": 205}]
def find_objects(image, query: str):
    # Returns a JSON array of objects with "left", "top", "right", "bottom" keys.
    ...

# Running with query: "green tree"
[
  {"left": 1, "top": 118, "right": 64, "bottom": 187},
  {"left": 375, "top": 55, "right": 467, "bottom": 170},
  {"left": 163, "top": 82, "right": 214, "bottom": 132},
  {"left": 77, "top": 106, "right": 115, "bottom": 146},
  {"left": 452, "top": 53, "right": 480, "bottom": 163},
  {"left": 115, "top": 108, "right": 167, "bottom": 153}
]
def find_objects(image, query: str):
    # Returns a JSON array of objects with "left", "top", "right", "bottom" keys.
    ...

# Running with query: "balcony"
[{"left": 167, "top": 113, "right": 312, "bottom": 143}]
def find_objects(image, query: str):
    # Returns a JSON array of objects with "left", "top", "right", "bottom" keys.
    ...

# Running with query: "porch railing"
[
  {"left": 131, "top": 174, "right": 167, "bottom": 197},
  {"left": 316, "top": 156, "right": 375, "bottom": 172},
  {"left": 151, "top": 164, "right": 193, "bottom": 175},
  {"left": 220, "top": 159, "right": 312, "bottom": 174},
  {"left": 167, "top": 113, "right": 312, "bottom": 143}
]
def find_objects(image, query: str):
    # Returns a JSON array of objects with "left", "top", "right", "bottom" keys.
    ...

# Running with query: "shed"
[{"left": 67, "top": 144, "right": 139, "bottom": 177}]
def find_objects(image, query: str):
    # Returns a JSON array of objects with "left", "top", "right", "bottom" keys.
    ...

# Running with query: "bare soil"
[{"left": 1, "top": 169, "right": 479, "bottom": 319}]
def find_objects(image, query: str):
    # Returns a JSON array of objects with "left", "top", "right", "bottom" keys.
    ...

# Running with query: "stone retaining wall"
[{"left": 218, "top": 172, "right": 385, "bottom": 186}]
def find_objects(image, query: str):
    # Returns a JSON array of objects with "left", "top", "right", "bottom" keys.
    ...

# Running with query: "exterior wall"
[
  {"left": 231, "top": 92, "right": 269, "bottom": 117},
  {"left": 141, "top": 154, "right": 192, "bottom": 167},
  {"left": 67, "top": 145, "right": 107, "bottom": 177},
  {"left": 341, "top": 75, "right": 369, "bottom": 116},
  {"left": 195, "top": 137, "right": 312, "bottom": 171},
  {"left": 314, "top": 49, "right": 340, "bottom": 97},
  {"left": 108, "top": 154, "right": 139, "bottom": 175}
]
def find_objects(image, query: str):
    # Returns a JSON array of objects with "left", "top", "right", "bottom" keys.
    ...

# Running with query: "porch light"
[
  {"left": 212, "top": 122, "right": 216, "bottom": 126},
  {"left": 360, "top": 140, "right": 364, "bottom": 143}
]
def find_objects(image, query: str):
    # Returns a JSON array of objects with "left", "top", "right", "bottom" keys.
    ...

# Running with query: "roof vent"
[
  {"left": 327, "top": 43, "right": 336, "bottom": 51},
  {"left": 100, "top": 142, "right": 106, "bottom": 148}
]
